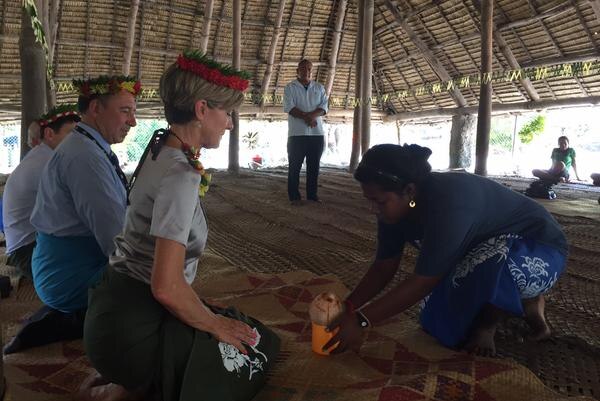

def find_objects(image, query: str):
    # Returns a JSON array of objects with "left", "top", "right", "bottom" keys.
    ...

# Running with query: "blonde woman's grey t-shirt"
[{"left": 111, "top": 146, "right": 207, "bottom": 285}]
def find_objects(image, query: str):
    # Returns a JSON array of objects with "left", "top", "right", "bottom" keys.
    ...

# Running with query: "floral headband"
[
  {"left": 38, "top": 103, "right": 80, "bottom": 127},
  {"left": 176, "top": 50, "right": 251, "bottom": 92},
  {"left": 73, "top": 75, "right": 142, "bottom": 98}
]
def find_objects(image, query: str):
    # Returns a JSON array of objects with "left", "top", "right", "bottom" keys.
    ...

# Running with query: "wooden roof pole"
[
  {"left": 384, "top": 0, "right": 467, "bottom": 108},
  {"left": 349, "top": 0, "right": 364, "bottom": 172},
  {"left": 42, "top": 0, "right": 60, "bottom": 108},
  {"left": 258, "top": 0, "right": 286, "bottom": 107},
  {"left": 470, "top": 0, "right": 539, "bottom": 101},
  {"left": 229, "top": 0, "right": 241, "bottom": 174},
  {"left": 136, "top": 1, "right": 145, "bottom": 79},
  {"left": 324, "top": 0, "right": 348, "bottom": 97},
  {"left": 199, "top": 0, "right": 214, "bottom": 54},
  {"left": 475, "top": 0, "right": 493, "bottom": 176},
  {"left": 123, "top": 0, "right": 140, "bottom": 75},
  {"left": 360, "top": 0, "right": 374, "bottom": 155},
  {"left": 19, "top": 0, "right": 47, "bottom": 159}
]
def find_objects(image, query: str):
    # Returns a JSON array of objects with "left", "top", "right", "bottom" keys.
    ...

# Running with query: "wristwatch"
[{"left": 355, "top": 310, "right": 371, "bottom": 328}]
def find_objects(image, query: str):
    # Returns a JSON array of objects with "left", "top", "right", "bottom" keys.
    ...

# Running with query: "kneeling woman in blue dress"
[
  {"left": 325, "top": 144, "right": 567, "bottom": 357},
  {"left": 82, "top": 51, "right": 280, "bottom": 401}
]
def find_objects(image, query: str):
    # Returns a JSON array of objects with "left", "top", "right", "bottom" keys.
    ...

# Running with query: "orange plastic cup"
[{"left": 311, "top": 322, "right": 339, "bottom": 355}]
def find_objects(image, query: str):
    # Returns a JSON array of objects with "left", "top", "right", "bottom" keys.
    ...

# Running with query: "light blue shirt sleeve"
[
  {"left": 31, "top": 128, "right": 126, "bottom": 258},
  {"left": 63, "top": 151, "right": 126, "bottom": 256},
  {"left": 283, "top": 83, "right": 295, "bottom": 114},
  {"left": 317, "top": 84, "right": 329, "bottom": 113}
]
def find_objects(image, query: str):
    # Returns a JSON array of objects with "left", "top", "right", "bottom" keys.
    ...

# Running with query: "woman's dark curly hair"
[{"left": 354, "top": 144, "right": 432, "bottom": 191}]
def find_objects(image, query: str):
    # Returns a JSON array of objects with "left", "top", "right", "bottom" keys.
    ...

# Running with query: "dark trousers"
[
  {"left": 3, "top": 305, "right": 86, "bottom": 354},
  {"left": 287, "top": 135, "right": 324, "bottom": 201},
  {"left": 6, "top": 241, "right": 36, "bottom": 279}
]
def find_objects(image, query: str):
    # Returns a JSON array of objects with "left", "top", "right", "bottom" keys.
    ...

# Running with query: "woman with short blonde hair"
[{"left": 81, "top": 50, "right": 280, "bottom": 401}]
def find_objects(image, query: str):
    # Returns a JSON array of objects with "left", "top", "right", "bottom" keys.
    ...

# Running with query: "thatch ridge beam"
[
  {"left": 259, "top": 0, "right": 286, "bottom": 106},
  {"left": 122, "top": 0, "right": 140, "bottom": 75},
  {"left": 384, "top": 0, "right": 467, "bottom": 108},
  {"left": 384, "top": 96, "right": 600, "bottom": 122},
  {"left": 325, "top": 0, "right": 348, "bottom": 97}
]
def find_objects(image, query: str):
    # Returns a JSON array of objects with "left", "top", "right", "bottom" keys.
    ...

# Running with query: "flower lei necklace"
[{"left": 170, "top": 130, "right": 212, "bottom": 197}]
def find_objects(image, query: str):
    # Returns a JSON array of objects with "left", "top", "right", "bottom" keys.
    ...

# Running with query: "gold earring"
[{"left": 409, "top": 200, "right": 416, "bottom": 208}]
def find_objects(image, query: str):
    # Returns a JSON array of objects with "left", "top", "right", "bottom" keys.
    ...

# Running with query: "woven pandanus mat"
[{"left": 202, "top": 169, "right": 600, "bottom": 399}]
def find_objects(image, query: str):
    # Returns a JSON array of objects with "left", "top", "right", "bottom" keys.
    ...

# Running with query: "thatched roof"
[{"left": 1, "top": 0, "right": 600, "bottom": 122}]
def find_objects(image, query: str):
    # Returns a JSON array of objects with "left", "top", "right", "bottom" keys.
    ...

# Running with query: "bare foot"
[
  {"left": 464, "top": 327, "right": 497, "bottom": 357},
  {"left": 523, "top": 295, "right": 551, "bottom": 341},
  {"left": 75, "top": 372, "right": 143, "bottom": 401}
]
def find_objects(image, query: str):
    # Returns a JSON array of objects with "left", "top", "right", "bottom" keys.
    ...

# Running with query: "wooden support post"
[
  {"left": 44, "top": 0, "right": 60, "bottom": 108},
  {"left": 229, "top": 0, "right": 241, "bottom": 174},
  {"left": 349, "top": 0, "right": 364, "bottom": 172},
  {"left": 19, "top": 2, "right": 47, "bottom": 159},
  {"left": 360, "top": 0, "right": 373, "bottom": 155},
  {"left": 449, "top": 114, "right": 476, "bottom": 168},
  {"left": 325, "top": 0, "right": 348, "bottom": 97},
  {"left": 123, "top": 0, "right": 140, "bottom": 75},
  {"left": 475, "top": 0, "right": 493, "bottom": 176},
  {"left": 199, "top": 0, "right": 214, "bottom": 54},
  {"left": 259, "top": 0, "right": 286, "bottom": 106}
]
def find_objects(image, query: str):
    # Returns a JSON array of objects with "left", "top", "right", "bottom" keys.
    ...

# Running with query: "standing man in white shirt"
[
  {"left": 2, "top": 105, "right": 80, "bottom": 279},
  {"left": 283, "top": 59, "right": 328, "bottom": 204}
]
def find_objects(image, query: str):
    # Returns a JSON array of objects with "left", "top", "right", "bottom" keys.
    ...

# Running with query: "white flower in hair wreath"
[{"left": 218, "top": 328, "right": 268, "bottom": 381}]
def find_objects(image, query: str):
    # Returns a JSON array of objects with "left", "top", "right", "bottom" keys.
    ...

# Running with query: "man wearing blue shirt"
[
  {"left": 2, "top": 105, "right": 80, "bottom": 279},
  {"left": 283, "top": 59, "right": 328, "bottom": 204},
  {"left": 4, "top": 76, "right": 141, "bottom": 354}
]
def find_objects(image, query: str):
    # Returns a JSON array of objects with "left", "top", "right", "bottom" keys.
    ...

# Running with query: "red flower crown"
[
  {"left": 176, "top": 50, "right": 251, "bottom": 92},
  {"left": 38, "top": 104, "right": 80, "bottom": 127}
]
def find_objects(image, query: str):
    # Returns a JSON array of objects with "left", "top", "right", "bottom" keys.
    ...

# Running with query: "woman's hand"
[
  {"left": 323, "top": 311, "right": 365, "bottom": 354},
  {"left": 211, "top": 315, "right": 258, "bottom": 355}
]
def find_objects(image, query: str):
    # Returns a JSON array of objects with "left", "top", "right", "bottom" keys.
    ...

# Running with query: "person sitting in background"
[
  {"left": 591, "top": 173, "right": 600, "bottom": 186},
  {"left": 3, "top": 76, "right": 140, "bottom": 355},
  {"left": 2, "top": 105, "right": 80, "bottom": 279},
  {"left": 27, "top": 120, "right": 42, "bottom": 148},
  {"left": 532, "top": 136, "right": 581, "bottom": 183}
]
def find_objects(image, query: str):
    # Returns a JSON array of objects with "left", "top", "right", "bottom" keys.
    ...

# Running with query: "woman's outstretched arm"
[
  {"left": 345, "top": 255, "right": 403, "bottom": 309},
  {"left": 150, "top": 237, "right": 257, "bottom": 354}
]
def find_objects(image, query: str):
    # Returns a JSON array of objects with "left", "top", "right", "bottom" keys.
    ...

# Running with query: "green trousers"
[{"left": 84, "top": 267, "right": 280, "bottom": 401}]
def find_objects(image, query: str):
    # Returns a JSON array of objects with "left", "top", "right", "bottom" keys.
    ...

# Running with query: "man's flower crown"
[
  {"left": 38, "top": 104, "right": 79, "bottom": 127},
  {"left": 176, "top": 50, "right": 251, "bottom": 92},
  {"left": 73, "top": 75, "right": 142, "bottom": 98}
]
